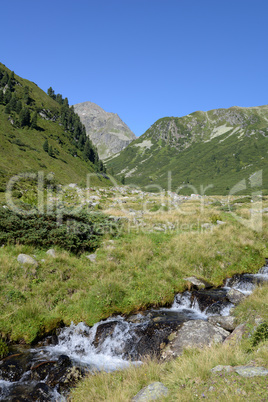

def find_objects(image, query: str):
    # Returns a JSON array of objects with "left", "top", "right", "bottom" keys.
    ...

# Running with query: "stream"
[{"left": 0, "top": 264, "right": 267, "bottom": 401}]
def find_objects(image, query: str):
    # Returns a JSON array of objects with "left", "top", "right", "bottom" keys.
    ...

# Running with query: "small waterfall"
[
  {"left": 225, "top": 264, "right": 268, "bottom": 295},
  {"left": 170, "top": 290, "right": 234, "bottom": 318},
  {"left": 44, "top": 318, "right": 142, "bottom": 372},
  {"left": 170, "top": 291, "right": 207, "bottom": 318}
]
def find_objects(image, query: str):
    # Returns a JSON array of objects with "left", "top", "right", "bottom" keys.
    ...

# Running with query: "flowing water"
[{"left": 1, "top": 264, "right": 267, "bottom": 401}]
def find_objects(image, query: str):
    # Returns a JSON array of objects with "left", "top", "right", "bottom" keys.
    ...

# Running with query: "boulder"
[
  {"left": 235, "top": 366, "right": 268, "bottom": 377},
  {"left": 17, "top": 254, "right": 38, "bottom": 266},
  {"left": 223, "top": 323, "right": 247, "bottom": 346},
  {"left": 132, "top": 382, "right": 169, "bottom": 401},
  {"left": 161, "top": 320, "right": 229, "bottom": 360},
  {"left": 86, "top": 253, "right": 97, "bottom": 262},
  {"left": 183, "top": 276, "right": 212, "bottom": 290},
  {"left": 226, "top": 289, "right": 246, "bottom": 305},
  {"left": 211, "top": 365, "right": 234, "bottom": 373},
  {"left": 208, "top": 315, "right": 236, "bottom": 331},
  {"left": 46, "top": 249, "right": 56, "bottom": 258}
]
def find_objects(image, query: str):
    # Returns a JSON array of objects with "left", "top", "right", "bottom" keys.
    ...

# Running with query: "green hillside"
[
  {"left": 106, "top": 106, "right": 268, "bottom": 195},
  {"left": 0, "top": 63, "right": 109, "bottom": 192}
]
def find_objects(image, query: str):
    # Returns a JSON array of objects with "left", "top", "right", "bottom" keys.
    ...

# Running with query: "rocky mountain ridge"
[
  {"left": 106, "top": 105, "right": 268, "bottom": 194},
  {"left": 73, "top": 101, "right": 136, "bottom": 159}
]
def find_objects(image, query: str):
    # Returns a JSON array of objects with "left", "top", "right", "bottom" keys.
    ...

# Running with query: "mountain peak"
[{"left": 74, "top": 101, "right": 136, "bottom": 159}]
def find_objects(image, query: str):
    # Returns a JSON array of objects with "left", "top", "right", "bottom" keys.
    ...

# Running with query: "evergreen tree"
[
  {"left": 19, "top": 107, "right": 31, "bottom": 127},
  {"left": 83, "top": 138, "right": 95, "bottom": 162},
  {"left": 9, "top": 94, "right": 17, "bottom": 111},
  {"left": 4, "top": 88, "right": 12, "bottom": 104},
  {"left": 23, "top": 86, "right": 30, "bottom": 105},
  {"left": 1, "top": 72, "right": 8, "bottom": 86},
  {"left": 43, "top": 139, "right": 49, "bottom": 152},
  {"left": 16, "top": 100, "right": 22, "bottom": 114},
  {"left": 47, "top": 87, "right": 56, "bottom": 99},
  {"left": 7, "top": 77, "right": 13, "bottom": 91},
  {"left": 121, "top": 175, "right": 125, "bottom": 185},
  {"left": 0, "top": 90, "right": 3, "bottom": 104},
  {"left": 56, "top": 93, "right": 63, "bottom": 104},
  {"left": 48, "top": 145, "right": 54, "bottom": 157},
  {"left": 31, "top": 111, "right": 38, "bottom": 129}
]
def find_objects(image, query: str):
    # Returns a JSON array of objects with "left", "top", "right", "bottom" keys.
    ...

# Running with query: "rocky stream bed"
[{"left": 0, "top": 264, "right": 267, "bottom": 401}]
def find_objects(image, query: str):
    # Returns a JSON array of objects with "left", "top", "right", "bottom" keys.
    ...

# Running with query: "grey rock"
[
  {"left": 161, "top": 320, "right": 229, "bottom": 360},
  {"left": 46, "top": 249, "right": 56, "bottom": 258},
  {"left": 183, "top": 276, "right": 212, "bottom": 289},
  {"left": 17, "top": 254, "right": 38, "bottom": 266},
  {"left": 211, "top": 365, "right": 234, "bottom": 373},
  {"left": 86, "top": 253, "right": 97, "bottom": 262},
  {"left": 153, "top": 227, "right": 165, "bottom": 232},
  {"left": 132, "top": 382, "right": 168, "bottom": 401},
  {"left": 73, "top": 101, "right": 136, "bottom": 159},
  {"left": 235, "top": 366, "right": 268, "bottom": 377},
  {"left": 216, "top": 220, "right": 226, "bottom": 225},
  {"left": 226, "top": 288, "right": 246, "bottom": 304},
  {"left": 223, "top": 323, "right": 247, "bottom": 346},
  {"left": 208, "top": 315, "right": 236, "bottom": 331}
]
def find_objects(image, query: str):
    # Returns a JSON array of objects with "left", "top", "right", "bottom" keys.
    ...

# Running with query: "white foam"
[{"left": 45, "top": 318, "right": 141, "bottom": 372}]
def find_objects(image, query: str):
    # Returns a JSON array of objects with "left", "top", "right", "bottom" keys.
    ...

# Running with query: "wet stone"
[
  {"left": 30, "top": 382, "right": 52, "bottom": 401},
  {"left": 226, "top": 288, "right": 246, "bottom": 305},
  {"left": 0, "top": 359, "right": 24, "bottom": 382}
]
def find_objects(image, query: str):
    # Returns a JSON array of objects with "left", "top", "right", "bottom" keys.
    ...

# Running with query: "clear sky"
[{"left": 1, "top": 0, "right": 268, "bottom": 136}]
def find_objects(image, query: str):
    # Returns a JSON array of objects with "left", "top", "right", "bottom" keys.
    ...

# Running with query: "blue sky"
[{"left": 1, "top": 0, "right": 268, "bottom": 136}]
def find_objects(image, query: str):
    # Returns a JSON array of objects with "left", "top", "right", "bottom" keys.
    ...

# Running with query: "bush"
[
  {"left": 251, "top": 322, "right": 268, "bottom": 347},
  {"left": 0, "top": 208, "right": 120, "bottom": 254}
]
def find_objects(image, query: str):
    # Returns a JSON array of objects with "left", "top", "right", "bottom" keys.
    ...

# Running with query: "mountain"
[
  {"left": 0, "top": 63, "right": 109, "bottom": 192},
  {"left": 73, "top": 101, "right": 136, "bottom": 159},
  {"left": 106, "top": 105, "right": 268, "bottom": 195}
]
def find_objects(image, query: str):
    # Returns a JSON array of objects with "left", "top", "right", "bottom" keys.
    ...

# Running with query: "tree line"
[
  {"left": 0, "top": 69, "right": 38, "bottom": 129},
  {"left": 47, "top": 87, "right": 106, "bottom": 172}
]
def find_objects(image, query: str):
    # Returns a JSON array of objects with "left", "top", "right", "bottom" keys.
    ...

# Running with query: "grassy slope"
[
  {"left": 0, "top": 193, "right": 267, "bottom": 343},
  {"left": 107, "top": 109, "right": 268, "bottom": 195},
  {"left": 0, "top": 63, "right": 108, "bottom": 189}
]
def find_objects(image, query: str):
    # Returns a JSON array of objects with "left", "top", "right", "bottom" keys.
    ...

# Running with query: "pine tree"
[
  {"left": 16, "top": 100, "right": 22, "bottom": 114},
  {"left": 47, "top": 87, "right": 56, "bottom": 99},
  {"left": 23, "top": 86, "right": 30, "bottom": 105},
  {"left": 56, "top": 93, "right": 63, "bottom": 104},
  {"left": 19, "top": 107, "right": 31, "bottom": 127},
  {"left": 3, "top": 88, "right": 12, "bottom": 104},
  {"left": 0, "top": 90, "right": 3, "bottom": 104},
  {"left": 1, "top": 72, "right": 8, "bottom": 86},
  {"left": 31, "top": 111, "right": 38, "bottom": 129},
  {"left": 9, "top": 94, "right": 17, "bottom": 111},
  {"left": 43, "top": 139, "right": 49, "bottom": 152},
  {"left": 48, "top": 145, "right": 54, "bottom": 157}
]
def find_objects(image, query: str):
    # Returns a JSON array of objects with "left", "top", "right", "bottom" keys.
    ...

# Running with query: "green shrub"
[
  {"left": 0, "top": 208, "right": 120, "bottom": 254},
  {"left": 251, "top": 322, "right": 268, "bottom": 347}
]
